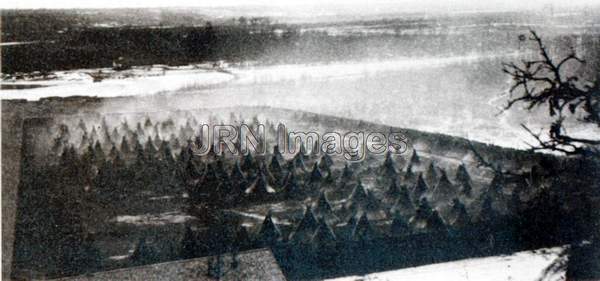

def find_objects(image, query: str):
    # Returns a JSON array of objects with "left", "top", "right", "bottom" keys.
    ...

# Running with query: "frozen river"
[{"left": 2, "top": 52, "right": 593, "bottom": 150}]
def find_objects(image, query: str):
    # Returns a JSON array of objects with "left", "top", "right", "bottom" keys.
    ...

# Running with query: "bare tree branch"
[{"left": 502, "top": 30, "right": 600, "bottom": 157}]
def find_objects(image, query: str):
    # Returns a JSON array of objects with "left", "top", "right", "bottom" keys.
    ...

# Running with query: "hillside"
[{"left": 4, "top": 97, "right": 597, "bottom": 280}]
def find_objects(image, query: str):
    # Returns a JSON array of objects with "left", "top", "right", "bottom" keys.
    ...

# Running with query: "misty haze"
[{"left": 1, "top": 2, "right": 599, "bottom": 281}]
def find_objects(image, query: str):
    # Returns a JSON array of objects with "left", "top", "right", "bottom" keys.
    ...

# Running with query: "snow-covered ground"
[
  {"left": 112, "top": 211, "right": 196, "bottom": 226},
  {"left": 2, "top": 53, "right": 597, "bottom": 150},
  {"left": 327, "top": 247, "right": 567, "bottom": 281},
  {"left": 0, "top": 53, "right": 509, "bottom": 99},
  {"left": 0, "top": 66, "right": 234, "bottom": 100}
]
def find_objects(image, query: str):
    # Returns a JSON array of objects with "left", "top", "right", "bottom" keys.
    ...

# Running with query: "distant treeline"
[
  {"left": 4, "top": 9, "right": 600, "bottom": 75},
  {"left": 2, "top": 17, "right": 527, "bottom": 74},
  {"left": 2, "top": 22, "right": 286, "bottom": 73}
]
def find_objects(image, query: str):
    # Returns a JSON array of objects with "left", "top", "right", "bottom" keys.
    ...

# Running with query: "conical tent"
[
  {"left": 283, "top": 172, "right": 303, "bottom": 199},
  {"left": 299, "top": 142, "right": 308, "bottom": 158},
  {"left": 108, "top": 144, "right": 118, "bottom": 160},
  {"left": 347, "top": 181, "right": 366, "bottom": 212},
  {"left": 315, "top": 191, "right": 337, "bottom": 220},
  {"left": 242, "top": 153, "right": 255, "bottom": 171},
  {"left": 101, "top": 128, "right": 112, "bottom": 148},
  {"left": 347, "top": 180, "right": 380, "bottom": 213},
  {"left": 390, "top": 212, "right": 411, "bottom": 236},
  {"left": 455, "top": 163, "right": 471, "bottom": 184},
  {"left": 272, "top": 145, "right": 284, "bottom": 163},
  {"left": 144, "top": 116, "right": 152, "bottom": 128},
  {"left": 312, "top": 217, "right": 337, "bottom": 245},
  {"left": 113, "top": 151, "right": 125, "bottom": 168},
  {"left": 178, "top": 142, "right": 194, "bottom": 164},
  {"left": 79, "top": 132, "right": 90, "bottom": 150},
  {"left": 409, "top": 197, "right": 434, "bottom": 230},
  {"left": 111, "top": 128, "right": 120, "bottom": 143},
  {"left": 230, "top": 161, "right": 246, "bottom": 182},
  {"left": 352, "top": 213, "right": 376, "bottom": 241},
  {"left": 477, "top": 193, "right": 499, "bottom": 224},
  {"left": 153, "top": 134, "right": 162, "bottom": 148},
  {"left": 391, "top": 187, "right": 415, "bottom": 218},
  {"left": 78, "top": 118, "right": 87, "bottom": 132},
  {"left": 202, "top": 162, "right": 219, "bottom": 183},
  {"left": 365, "top": 189, "right": 381, "bottom": 211},
  {"left": 404, "top": 162, "right": 414, "bottom": 181},
  {"left": 290, "top": 205, "right": 319, "bottom": 243},
  {"left": 170, "top": 135, "right": 181, "bottom": 150},
  {"left": 386, "top": 180, "right": 401, "bottom": 198},
  {"left": 342, "top": 162, "right": 353, "bottom": 179},
  {"left": 412, "top": 173, "right": 429, "bottom": 203},
  {"left": 347, "top": 213, "right": 358, "bottom": 229},
  {"left": 425, "top": 162, "right": 438, "bottom": 186},
  {"left": 350, "top": 180, "right": 369, "bottom": 204},
  {"left": 319, "top": 154, "right": 334, "bottom": 170},
  {"left": 460, "top": 181, "right": 473, "bottom": 197},
  {"left": 381, "top": 151, "right": 398, "bottom": 176},
  {"left": 311, "top": 140, "right": 321, "bottom": 157},
  {"left": 339, "top": 214, "right": 358, "bottom": 240},
  {"left": 323, "top": 166, "right": 334, "bottom": 184},
  {"left": 448, "top": 198, "right": 471, "bottom": 228},
  {"left": 160, "top": 141, "right": 175, "bottom": 163},
  {"left": 292, "top": 152, "right": 307, "bottom": 171},
  {"left": 426, "top": 210, "right": 448, "bottom": 233},
  {"left": 258, "top": 162, "right": 276, "bottom": 184},
  {"left": 489, "top": 172, "right": 505, "bottom": 195},
  {"left": 216, "top": 168, "right": 233, "bottom": 197},
  {"left": 94, "top": 140, "right": 106, "bottom": 161},
  {"left": 431, "top": 170, "right": 455, "bottom": 202},
  {"left": 417, "top": 197, "right": 433, "bottom": 215},
  {"left": 135, "top": 122, "right": 145, "bottom": 138},
  {"left": 298, "top": 205, "right": 319, "bottom": 231},
  {"left": 257, "top": 212, "right": 281, "bottom": 245},
  {"left": 245, "top": 171, "right": 276, "bottom": 197},
  {"left": 269, "top": 155, "right": 282, "bottom": 175},
  {"left": 91, "top": 126, "right": 99, "bottom": 140},
  {"left": 309, "top": 163, "right": 322, "bottom": 183},
  {"left": 410, "top": 150, "right": 420, "bottom": 165}
]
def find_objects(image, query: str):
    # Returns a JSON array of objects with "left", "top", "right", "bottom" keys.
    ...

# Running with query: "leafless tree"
[
  {"left": 501, "top": 31, "right": 600, "bottom": 281},
  {"left": 502, "top": 30, "right": 600, "bottom": 157}
]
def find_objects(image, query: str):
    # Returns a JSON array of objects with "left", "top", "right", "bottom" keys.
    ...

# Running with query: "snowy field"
[{"left": 327, "top": 247, "right": 567, "bottom": 281}]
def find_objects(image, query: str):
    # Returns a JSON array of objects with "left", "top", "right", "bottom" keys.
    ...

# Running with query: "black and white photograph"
[{"left": 1, "top": 0, "right": 599, "bottom": 280}]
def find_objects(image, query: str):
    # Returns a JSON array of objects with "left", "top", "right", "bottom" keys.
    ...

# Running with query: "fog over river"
[{"left": 2, "top": 51, "right": 596, "bottom": 150}]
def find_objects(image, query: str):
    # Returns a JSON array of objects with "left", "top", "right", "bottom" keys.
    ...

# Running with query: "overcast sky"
[{"left": 2, "top": 0, "right": 598, "bottom": 11}]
